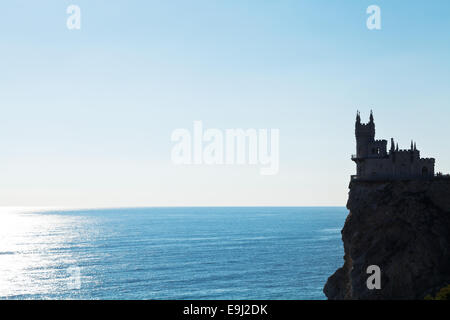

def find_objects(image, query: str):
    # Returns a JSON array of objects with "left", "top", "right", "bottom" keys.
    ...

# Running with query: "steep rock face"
[{"left": 324, "top": 179, "right": 450, "bottom": 299}]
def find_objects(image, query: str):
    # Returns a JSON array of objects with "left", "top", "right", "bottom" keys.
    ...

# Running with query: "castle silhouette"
[{"left": 352, "top": 111, "right": 435, "bottom": 180}]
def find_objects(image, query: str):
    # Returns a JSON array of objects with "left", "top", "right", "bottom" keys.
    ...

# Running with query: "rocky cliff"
[{"left": 324, "top": 178, "right": 450, "bottom": 299}]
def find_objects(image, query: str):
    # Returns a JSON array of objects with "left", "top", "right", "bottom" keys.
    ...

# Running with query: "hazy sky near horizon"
[{"left": 1, "top": 1, "right": 450, "bottom": 207}]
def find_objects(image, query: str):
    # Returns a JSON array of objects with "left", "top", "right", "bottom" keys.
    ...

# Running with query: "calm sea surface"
[{"left": 0, "top": 207, "right": 346, "bottom": 299}]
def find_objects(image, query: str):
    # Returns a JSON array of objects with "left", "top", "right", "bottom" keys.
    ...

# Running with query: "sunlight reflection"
[{"left": 0, "top": 207, "right": 91, "bottom": 299}]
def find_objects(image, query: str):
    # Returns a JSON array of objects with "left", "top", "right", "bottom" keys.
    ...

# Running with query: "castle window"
[{"left": 422, "top": 166, "right": 428, "bottom": 176}]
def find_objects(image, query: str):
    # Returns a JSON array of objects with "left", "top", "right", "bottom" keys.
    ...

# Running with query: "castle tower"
[{"left": 355, "top": 110, "right": 375, "bottom": 158}]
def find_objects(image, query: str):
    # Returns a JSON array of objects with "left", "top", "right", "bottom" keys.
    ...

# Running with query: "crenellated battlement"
[{"left": 356, "top": 122, "right": 374, "bottom": 128}]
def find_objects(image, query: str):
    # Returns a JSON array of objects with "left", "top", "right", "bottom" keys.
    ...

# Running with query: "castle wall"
[
  {"left": 418, "top": 158, "right": 435, "bottom": 177},
  {"left": 367, "top": 140, "right": 387, "bottom": 158},
  {"left": 357, "top": 151, "right": 435, "bottom": 180},
  {"left": 359, "top": 158, "right": 392, "bottom": 179},
  {"left": 392, "top": 151, "right": 414, "bottom": 178}
]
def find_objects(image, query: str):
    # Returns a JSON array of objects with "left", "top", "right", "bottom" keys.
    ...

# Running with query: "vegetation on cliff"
[{"left": 425, "top": 284, "right": 450, "bottom": 300}]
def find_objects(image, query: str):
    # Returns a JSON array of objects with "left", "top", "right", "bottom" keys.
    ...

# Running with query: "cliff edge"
[{"left": 324, "top": 179, "right": 450, "bottom": 299}]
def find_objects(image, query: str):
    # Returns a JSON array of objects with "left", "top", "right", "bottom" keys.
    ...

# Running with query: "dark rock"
[{"left": 324, "top": 179, "right": 450, "bottom": 299}]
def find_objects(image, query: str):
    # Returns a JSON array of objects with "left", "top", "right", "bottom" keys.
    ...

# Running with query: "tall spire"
[
  {"left": 414, "top": 142, "right": 417, "bottom": 151},
  {"left": 356, "top": 110, "right": 361, "bottom": 123},
  {"left": 390, "top": 138, "right": 395, "bottom": 152},
  {"left": 411, "top": 140, "right": 414, "bottom": 150},
  {"left": 396, "top": 143, "right": 399, "bottom": 151},
  {"left": 369, "top": 110, "right": 374, "bottom": 123}
]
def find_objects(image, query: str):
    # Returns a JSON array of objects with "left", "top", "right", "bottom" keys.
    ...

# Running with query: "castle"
[{"left": 352, "top": 111, "right": 435, "bottom": 180}]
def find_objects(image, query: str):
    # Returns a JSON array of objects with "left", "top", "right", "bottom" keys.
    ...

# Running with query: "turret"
[{"left": 355, "top": 111, "right": 376, "bottom": 158}]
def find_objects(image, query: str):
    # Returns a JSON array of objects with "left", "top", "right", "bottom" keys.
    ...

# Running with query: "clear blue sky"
[{"left": 1, "top": 1, "right": 449, "bottom": 207}]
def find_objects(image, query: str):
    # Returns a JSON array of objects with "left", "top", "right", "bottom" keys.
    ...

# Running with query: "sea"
[{"left": 0, "top": 207, "right": 347, "bottom": 300}]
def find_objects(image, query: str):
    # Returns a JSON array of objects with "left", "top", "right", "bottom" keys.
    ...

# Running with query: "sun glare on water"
[{"left": 0, "top": 207, "right": 89, "bottom": 299}]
